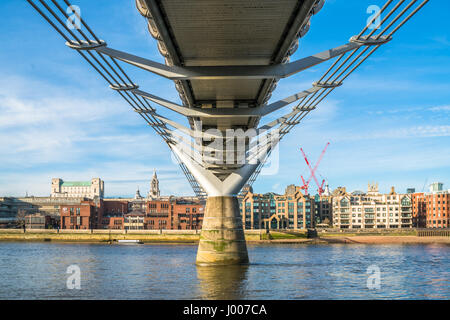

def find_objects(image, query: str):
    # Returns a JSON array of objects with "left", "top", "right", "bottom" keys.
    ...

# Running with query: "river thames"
[{"left": 0, "top": 242, "right": 448, "bottom": 299}]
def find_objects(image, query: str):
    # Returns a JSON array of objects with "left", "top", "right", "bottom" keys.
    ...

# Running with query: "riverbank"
[
  {"left": 0, "top": 229, "right": 449, "bottom": 244},
  {"left": 317, "top": 235, "right": 450, "bottom": 244},
  {"left": 0, "top": 229, "right": 200, "bottom": 243},
  {"left": 251, "top": 236, "right": 450, "bottom": 245},
  {"left": 0, "top": 228, "right": 266, "bottom": 243}
]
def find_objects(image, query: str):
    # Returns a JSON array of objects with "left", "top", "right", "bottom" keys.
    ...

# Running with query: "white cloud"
[
  {"left": 432, "top": 35, "right": 450, "bottom": 47},
  {"left": 342, "top": 75, "right": 450, "bottom": 93},
  {"left": 429, "top": 105, "right": 450, "bottom": 112},
  {"left": 0, "top": 75, "right": 192, "bottom": 197},
  {"left": 335, "top": 125, "right": 450, "bottom": 141},
  {"left": 0, "top": 89, "right": 164, "bottom": 166}
]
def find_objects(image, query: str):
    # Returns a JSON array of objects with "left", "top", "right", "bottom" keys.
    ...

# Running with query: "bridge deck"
[{"left": 142, "top": 0, "right": 316, "bottom": 128}]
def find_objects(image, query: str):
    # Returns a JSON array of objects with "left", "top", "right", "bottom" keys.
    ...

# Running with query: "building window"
[{"left": 340, "top": 198, "right": 349, "bottom": 207}]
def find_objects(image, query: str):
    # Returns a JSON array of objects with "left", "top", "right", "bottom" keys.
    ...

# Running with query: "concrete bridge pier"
[{"left": 196, "top": 196, "right": 249, "bottom": 265}]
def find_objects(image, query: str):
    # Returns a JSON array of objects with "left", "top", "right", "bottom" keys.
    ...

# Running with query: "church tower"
[
  {"left": 148, "top": 169, "right": 160, "bottom": 199},
  {"left": 135, "top": 187, "right": 143, "bottom": 199}
]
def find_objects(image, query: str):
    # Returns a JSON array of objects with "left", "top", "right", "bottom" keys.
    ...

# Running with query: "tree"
[{"left": 16, "top": 209, "right": 27, "bottom": 228}]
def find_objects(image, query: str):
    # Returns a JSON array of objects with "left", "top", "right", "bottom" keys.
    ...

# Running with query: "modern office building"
[
  {"left": 407, "top": 188, "right": 416, "bottom": 194},
  {"left": 24, "top": 214, "right": 52, "bottom": 229},
  {"left": 429, "top": 182, "right": 444, "bottom": 193},
  {"left": 241, "top": 185, "right": 315, "bottom": 230},
  {"left": 315, "top": 185, "right": 332, "bottom": 226},
  {"left": 1, "top": 196, "right": 88, "bottom": 228},
  {"left": 270, "top": 185, "right": 315, "bottom": 230},
  {"left": 240, "top": 191, "right": 274, "bottom": 230}
]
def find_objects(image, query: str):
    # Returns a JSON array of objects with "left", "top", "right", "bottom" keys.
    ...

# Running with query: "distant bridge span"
[{"left": 27, "top": 0, "right": 428, "bottom": 264}]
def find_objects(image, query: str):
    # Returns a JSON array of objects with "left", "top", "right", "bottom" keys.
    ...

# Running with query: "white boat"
[{"left": 117, "top": 239, "right": 143, "bottom": 244}]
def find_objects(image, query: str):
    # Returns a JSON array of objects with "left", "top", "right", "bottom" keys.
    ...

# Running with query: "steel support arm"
[
  {"left": 154, "top": 115, "right": 222, "bottom": 139},
  {"left": 135, "top": 86, "right": 318, "bottom": 118},
  {"left": 259, "top": 86, "right": 320, "bottom": 116},
  {"left": 95, "top": 41, "right": 366, "bottom": 80}
]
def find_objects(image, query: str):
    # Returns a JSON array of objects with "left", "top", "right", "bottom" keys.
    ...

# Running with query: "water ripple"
[{"left": 0, "top": 242, "right": 448, "bottom": 299}]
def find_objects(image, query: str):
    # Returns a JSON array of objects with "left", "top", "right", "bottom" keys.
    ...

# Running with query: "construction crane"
[
  {"left": 300, "top": 142, "right": 330, "bottom": 195},
  {"left": 421, "top": 178, "right": 428, "bottom": 192},
  {"left": 300, "top": 175, "right": 310, "bottom": 195}
]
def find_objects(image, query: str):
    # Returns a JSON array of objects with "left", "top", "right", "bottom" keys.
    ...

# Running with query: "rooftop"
[{"left": 61, "top": 181, "right": 91, "bottom": 187}]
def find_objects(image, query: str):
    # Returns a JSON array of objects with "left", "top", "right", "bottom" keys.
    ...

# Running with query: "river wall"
[{"left": 0, "top": 228, "right": 267, "bottom": 242}]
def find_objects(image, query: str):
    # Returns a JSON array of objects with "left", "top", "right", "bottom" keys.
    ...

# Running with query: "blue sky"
[{"left": 0, "top": 0, "right": 449, "bottom": 197}]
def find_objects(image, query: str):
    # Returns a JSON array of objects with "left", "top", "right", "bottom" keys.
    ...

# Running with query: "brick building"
[
  {"left": 145, "top": 198, "right": 204, "bottom": 230},
  {"left": 98, "top": 199, "right": 129, "bottom": 229},
  {"left": 106, "top": 216, "right": 124, "bottom": 230},
  {"left": 424, "top": 183, "right": 449, "bottom": 228},
  {"left": 103, "top": 200, "right": 129, "bottom": 216},
  {"left": 411, "top": 192, "right": 427, "bottom": 228},
  {"left": 172, "top": 200, "right": 204, "bottom": 230},
  {"left": 410, "top": 183, "right": 449, "bottom": 228},
  {"left": 145, "top": 199, "right": 172, "bottom": 229},
  {"left": 60, "top": 200, "right": 102, "bottom": 229},
  {"left": 74, "top": 197, "right": 205, "bottom": 231}
]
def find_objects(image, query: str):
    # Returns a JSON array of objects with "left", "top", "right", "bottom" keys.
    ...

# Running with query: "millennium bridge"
[{"left": 27, "top": 0, "right": 428, "bottom": 264}]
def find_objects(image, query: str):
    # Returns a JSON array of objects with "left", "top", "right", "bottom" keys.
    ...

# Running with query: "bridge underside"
[
  {"left": 145, "top": 0, "right": 313, "bottom": 105},
  {"left": 28, "top": 0, "right": 428, "bottom": 264}
]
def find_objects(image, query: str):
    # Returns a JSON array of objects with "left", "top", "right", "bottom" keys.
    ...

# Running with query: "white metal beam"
[
  {"left": 135, "top": 86, "right": 319, "bottom": 118},
  {"left": 95, "top": 41, "right": 365, "bottom": 80},
  {"left": 171, "top": 143, "right": 259, "bottom": 197}
]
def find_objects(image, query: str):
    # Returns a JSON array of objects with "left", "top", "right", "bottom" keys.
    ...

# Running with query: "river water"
[{"left": 0, "top": 242, "right": 448, "bottom": 299}]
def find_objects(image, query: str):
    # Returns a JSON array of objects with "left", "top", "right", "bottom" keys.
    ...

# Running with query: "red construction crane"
[
  {"left": 299, "top": 142, "right": 330, "bottom": 195},
  {"left": 300, "top": 175, "right": 309, "bottom": 195}
]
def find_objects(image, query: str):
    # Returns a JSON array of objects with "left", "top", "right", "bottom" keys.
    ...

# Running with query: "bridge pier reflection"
[{"left": 196, "top": 264, "right": 249, "bottom": 300}]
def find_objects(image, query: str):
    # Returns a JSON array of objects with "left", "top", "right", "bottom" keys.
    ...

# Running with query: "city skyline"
[
  {"left": 0, "top": 0, "right": 449, "bottom": 197},
  {"left": 8, "top": 174, "right": 447, "bottom": 199}
]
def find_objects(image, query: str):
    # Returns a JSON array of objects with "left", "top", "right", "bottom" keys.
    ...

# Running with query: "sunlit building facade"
[
  {"left": 240, "top": 191, "right": 274, "bottom": 229},
  {"left": 332, "top": 183, "right": 413, "bottom": 229},
  {"left": 241, "top": 185, "right": 315, "bottom": 230},
  {"left": 424, "top": 183, "right": 449, "bottom": 228},
  {"left": 51, "top": 178, "right": 104, "bottom": 199},
  {"left": 411, "top": 192, "right": 427, "bottom": 228}
]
